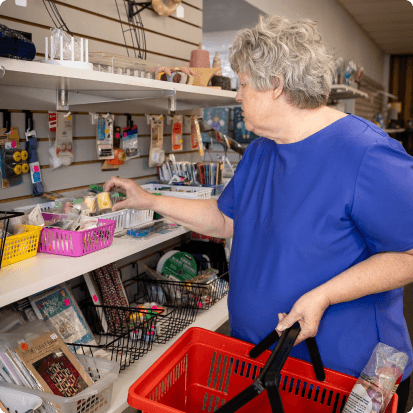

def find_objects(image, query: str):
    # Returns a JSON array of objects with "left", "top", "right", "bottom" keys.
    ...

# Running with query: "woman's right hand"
[{"left": 103, "top": 177, "right": 156, "bottom": 212}]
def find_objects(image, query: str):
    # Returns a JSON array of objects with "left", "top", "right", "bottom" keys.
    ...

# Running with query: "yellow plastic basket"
[{"left": 1, "top": 225, "right": 42, "bottom": 268}]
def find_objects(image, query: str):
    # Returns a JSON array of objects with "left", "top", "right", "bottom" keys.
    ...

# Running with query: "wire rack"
[{"left": 132, "top": 262, "right": 229, "bottom": 311}]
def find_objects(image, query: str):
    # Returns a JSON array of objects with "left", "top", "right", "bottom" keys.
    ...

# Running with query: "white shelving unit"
[
  {"left": 329, "top": 84, "right": 368, "bottom": 101},
  {"left": 0, "top": 58, "right": 237, "bottom": 114},
  {"left": 0, "top": 227, "right": 189, "bottom": 307},
  {"left": 0, "top": 57, "right": 232, "bottom": 413}
]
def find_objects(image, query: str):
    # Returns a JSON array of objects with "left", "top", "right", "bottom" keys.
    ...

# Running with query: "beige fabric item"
[{"left": 152, "top": 0, "right": 182, "bottom": 16}]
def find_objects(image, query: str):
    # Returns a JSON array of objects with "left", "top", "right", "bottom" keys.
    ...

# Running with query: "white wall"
[{"left": 204, "top": 0, "right": 386, "bottom": 87}]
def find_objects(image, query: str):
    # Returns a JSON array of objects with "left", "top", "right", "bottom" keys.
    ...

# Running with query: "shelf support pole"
[{"left": 57, "top": 88, "right": 69, "bottom": 111}]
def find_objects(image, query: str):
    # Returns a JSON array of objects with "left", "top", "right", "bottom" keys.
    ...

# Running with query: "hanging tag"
[
  {"left": 175, "top": 4, "right": 184, "bottom": 18},
  {"left": 190, "top": 116, "right": 199, "bottom": 150},
  {"left": 96, "top": 114, "right": 115, "bottom": 160},
  {"left": 191, "top": 116, "right": 204, "bottom": 157},
  {"left": 56, "top": 112, "right": 73, "bottom": 159},
  {"left": 172, "top": 115, "right": 183, "bottom": 152},
  {"left": 49, "top": 112, "right": 57, "bottom": 132},
  {"left": 149, "top": 115, "right": 165, "bottom": 167}
]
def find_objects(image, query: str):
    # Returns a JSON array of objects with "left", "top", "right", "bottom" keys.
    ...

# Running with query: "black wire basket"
[
  {"left": 133, "top": 261, "right": 229, "bottom": 311},
  {"left": 0, "top": 211, "right": 24, "bottom": 269},
  {"left": 67, "top": 304, "right": 161, "bottom": 370},
  {"left": 68, "top": 269, "right": 199, "bottom": 371}
]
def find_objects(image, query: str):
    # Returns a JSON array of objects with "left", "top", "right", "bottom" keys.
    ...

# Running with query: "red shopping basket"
[{"left": 128, "top": 325, "right": 398, "bottom": 413}]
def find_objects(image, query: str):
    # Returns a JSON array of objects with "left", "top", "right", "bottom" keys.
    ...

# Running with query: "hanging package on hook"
[
  {"left": 96, "top": 114, "right": 115, "bottom": 160},
  {"left": 25, "top": 130, "right": 45, "bottom": 196},
  {"left": 48, "top": 112, "right": 74, "bottom": 169},
  {"left": 172, "top": 115, "right": 183, "bottom": 152},
  {"left": 122, "top": 125, "right": 140, "bottom": 161},
  {"left": 56, "top": 112, "right": 73, "bottom": 160},
  {"left": 148, "top": 115, "right": 165, "bottom": 167}
]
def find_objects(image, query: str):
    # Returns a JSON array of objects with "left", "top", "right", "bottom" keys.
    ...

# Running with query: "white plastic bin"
[
  {"left": 0, "top": 355, "right": 119, "bottom": 413},
  {"left": 124, "top": 208, "right": 154, "bottom": 228},
  {"left": 97, "top": 209, "right": 128, "bottom": 233},
  {"left": 142, "top": 184, "right": 212, "bottom": 200},
  {"left": 14, "top": 201, "right": 57, "bottom": 213}
]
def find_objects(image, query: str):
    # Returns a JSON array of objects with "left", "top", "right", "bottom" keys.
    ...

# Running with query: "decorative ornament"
[
  {"left": 152, "top": 0, "right": 182, "bottom": 16},
  {"left": 212, "top": 52, "right": 222, "bottom": 76}
]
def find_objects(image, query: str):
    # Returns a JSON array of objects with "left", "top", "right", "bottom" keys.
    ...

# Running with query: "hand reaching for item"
[
  {"left": 103, "top": 177, "right": 155, "bottom": 212},
  {"left": 276, "top": 288, "right": 330, "bottom": 345}
]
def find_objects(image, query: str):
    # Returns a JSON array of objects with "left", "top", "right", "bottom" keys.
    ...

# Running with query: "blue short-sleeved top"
[{"left": 218, "top": 114, "right": 413, "bottom": 380}]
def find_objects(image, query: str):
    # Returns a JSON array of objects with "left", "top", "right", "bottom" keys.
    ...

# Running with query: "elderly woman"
[{"left": 105, "top": 15, "right": 413, "bottom": 412}]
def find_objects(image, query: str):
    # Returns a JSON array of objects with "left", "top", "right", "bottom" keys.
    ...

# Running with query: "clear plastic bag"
[{"left": 342, "top": 342, "right": 408, "bottom": 413}]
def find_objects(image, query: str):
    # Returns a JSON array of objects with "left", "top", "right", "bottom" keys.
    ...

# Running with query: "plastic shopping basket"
[
  {"left": 128, "top": 325, "right": 398, "bottom": 413},
  {"left": 0, "top": 211, "right": 41, "bottom": 268}
]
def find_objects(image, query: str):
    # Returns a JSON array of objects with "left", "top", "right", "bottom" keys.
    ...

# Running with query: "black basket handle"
[
  {"left": 215, "top": 323, "right": 325, "bottom": 413},
  {"left": 250, "top": 322, "right": 326, "bottom": 382}
]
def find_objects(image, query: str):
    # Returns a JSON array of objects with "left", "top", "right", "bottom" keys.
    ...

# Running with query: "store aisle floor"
[{"left": 215, "top": 284, "right": 413, "bottom": 413}]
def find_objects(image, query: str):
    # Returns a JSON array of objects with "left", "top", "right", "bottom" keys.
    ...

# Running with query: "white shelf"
[
  {"left": 329, "top": 84, "right": 368, "bottom": 101},
  {"left": 110, "top": 298, "right": 229, "bottom": 413},
  {"left": 384, "top": 128, "right": 405, "bottom": 134},
  {"left": 0, "top": 226, "right": 189, "bottom": 308},
  {"left": 0, "top": 58, "right": 237, "bottom": 114}
]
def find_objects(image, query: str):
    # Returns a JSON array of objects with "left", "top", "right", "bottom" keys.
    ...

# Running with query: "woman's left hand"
[{"left": 276, "top": 288, "right": 331, "bottom": 345}]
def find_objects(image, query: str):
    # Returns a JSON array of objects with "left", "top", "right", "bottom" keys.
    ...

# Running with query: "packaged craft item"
[
  {"left": 96, "top": 192, "right": 112, "bottom": 214},
  {"left": 122, "top": 125, "right": 140, "bottom": 160},
  {"left": 148, "top": 115, "right": 165, "bottom": 167},
  {"left": 342, "top": 342, "right": 408, "bottom": 413},
  {"left": 129, "top": 303, "right": 164, "bottom": 342},
  {"left": 83, "top": 195, "right": 97, "bottom": 215},
  {"left": 172, "top": 115, "right": 183, "bottom": 152},
  {"left": 0, "top": 321, "right": 93, "bottom": 397},
  {"left": 96, "top": 114, "right": 115, "bottom": 160}
]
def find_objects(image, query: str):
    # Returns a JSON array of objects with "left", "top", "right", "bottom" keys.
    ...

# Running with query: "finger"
[
  {"left": 188, "top": 68, "right": 196, "bottom": 75},
  {"left": 275, "top": 313, "right": 286, "bottom": 336},
  {"left": 103, "top": 176, "right": 127, "bottom": 192},
  {"left": 181, "top": 67, "right": 190, "bottom": 76},
  {"left": 164, "top": 68, "right": 172, "bottom": 76},
  {"left": 276, "top": 311, "right": 300, "bottom": 332}
]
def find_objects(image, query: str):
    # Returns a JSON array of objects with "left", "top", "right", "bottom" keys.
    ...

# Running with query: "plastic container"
[
  {"left": 13, "top": 201, "right": 57, "bottom": 213},
  {"left": 38, "top": 213, "right": 116, "bottom": 257},
  {"left": 128, "top": 327, "right": 398, "bottom": 413},
  {"left": 0, "top": 386, "right": 42, "bottom": 413},
  {"left": 0, "top": 354, "right": 119, "bottom": 413},
  {"left": 1, "top": 224, "right": 42, "bottom": 268},
  {"left": 97, "top": 209, "right": 128, "bottom": 234},
  {"left": 203, "top": 183, "right": 226, "bottom": 197},
  {"left": 124, "top": 209, "right": 154, "bottom": 229},
  {"left": 142, "top": 184, "right": 212, "bottom": 200}
]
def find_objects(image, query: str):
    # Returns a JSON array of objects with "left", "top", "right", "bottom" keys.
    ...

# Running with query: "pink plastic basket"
[{"left": 38, "top": 213, "right": 116, "bottom": 257}]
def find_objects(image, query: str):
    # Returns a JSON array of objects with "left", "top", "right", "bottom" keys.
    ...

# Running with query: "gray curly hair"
[{"left": 229, "top": 15, "right": 335, "bottom": 109}]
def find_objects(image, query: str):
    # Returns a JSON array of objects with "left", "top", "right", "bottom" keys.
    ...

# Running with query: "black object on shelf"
[
  {"left": 68, "top": 304, "right": 159, "bottom": 370},
  {"left": 133, "top": 261, "right": 229, "bottom": 311},
  {"left": 70, "top": 270, "right": 199, "bottom": 371},
  {"left": 0, "top": 211, "right": 24, "bottom": 269}
]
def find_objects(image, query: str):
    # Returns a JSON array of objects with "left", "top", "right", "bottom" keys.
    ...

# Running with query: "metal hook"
[
  {"left": 23, "top": 110, "right": 33, "bottom": 132},
  {"left": 1, "top": 110, "right": 11, "bottom": 134},
  {"left": 125, "top": 113, "right": 133, "bottom": 129}
]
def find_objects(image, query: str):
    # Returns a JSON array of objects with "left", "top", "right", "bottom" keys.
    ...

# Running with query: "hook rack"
[
  {"left": 23, "top": 110, "right": 33, "bottom": 132},
  {"left": 1, "top": 110, "right": 11, "bottom": 134}
]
